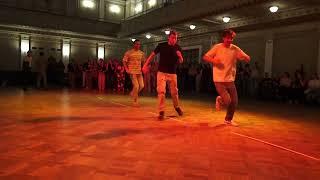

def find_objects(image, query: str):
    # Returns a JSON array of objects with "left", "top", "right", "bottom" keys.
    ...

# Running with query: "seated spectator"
[
  {"left": 279, "top": 72, "right": 292, "bottom": 102},
  {"left": 258, "top": 72, "right": 276, "bottom": 100},
  {"left": 290, "top": 71, "right": 307, "bottom": 104},
  {"left": 305, "top": 73, "right": 320, "bottom": 104}
]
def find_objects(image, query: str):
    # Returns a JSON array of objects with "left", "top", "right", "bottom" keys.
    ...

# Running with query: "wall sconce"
[
  {"left": 98, "top": 45, "right": 105, "bottom": 59},
  {"left": 62, "top": 41, "right": 70, "bottom": 59}
]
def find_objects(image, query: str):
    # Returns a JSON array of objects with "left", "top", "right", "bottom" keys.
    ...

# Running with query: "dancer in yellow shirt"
[{"left": 123, "top": 39, "right": 145, "bottom": 106}]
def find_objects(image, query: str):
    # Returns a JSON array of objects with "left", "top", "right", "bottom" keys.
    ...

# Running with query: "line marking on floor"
[
  {"left": 232, "top": 132, "right": 319, "bottom": 161},
  {"left": 98, "top": 96, "right": 319, "bottom": 160},
  {"left": 109, "top": 101, "right": 128, "bottom": 107}
]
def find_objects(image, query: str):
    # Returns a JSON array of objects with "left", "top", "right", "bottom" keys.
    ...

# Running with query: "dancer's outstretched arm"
[{"left": 142, "top": 52, "right": 156, "bottom": 74}]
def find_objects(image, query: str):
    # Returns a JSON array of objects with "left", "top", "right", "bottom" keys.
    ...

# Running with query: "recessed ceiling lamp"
[
  {"left": 131, "top": 38, "right": 136, "bottom": 42},
  {"left": 135, "top": 3, "right": 143, "bottom": 13},
  {"left": 189, "top": 25, "right": 196, "bottom": 30},
  {"left": 82, "top": 0, "right": 95, "bottom": 8},
  {"left": 269, "top": 6, "right": 279, "bottom": 13},
  {"left": 146, "top": 34, "right": 151, "bottom": 39},
  {"left": 222, "top": 16, "right": 231, "bottom": 23},
  {"left": 148, "top": 0, "right": 157, "bottom": 7},
  {"left": 109, "top": 4, "right": 120, "bottom": 13}
]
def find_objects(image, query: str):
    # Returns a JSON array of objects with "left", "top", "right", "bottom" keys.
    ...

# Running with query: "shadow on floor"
[
  {"left": 23, "top": 116, "right": 112, "bottom": 123},
  {"left": 86, "top": 124, "right": 230, "bottom": 140}
]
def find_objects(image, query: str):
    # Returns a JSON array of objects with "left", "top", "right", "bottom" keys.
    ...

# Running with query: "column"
[
  {"left": 62, "top": 39, "right": 71, "bottom": 73},
  {"left": 99, "top": 0, "right": 105, "bottom": 20},
  {"left": 66, "top": 0, "right": 77, "bottom": 16},
  {"left": 264, "top": 34, "right": 274, "bottom": 76},
  {"left": 20, "top": 35, "right": 30, "bottom": 70},
  {"left": 317, "top": 27, "right": 320, "bottom": 74}
]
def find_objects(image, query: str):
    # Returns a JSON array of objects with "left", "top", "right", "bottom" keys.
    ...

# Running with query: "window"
[{"left": 182, "top": 45, "right": 202, "bottom": 64}]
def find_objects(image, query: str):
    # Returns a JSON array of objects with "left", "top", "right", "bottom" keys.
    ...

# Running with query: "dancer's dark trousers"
[{"left": 214, "top": 82, "right": 238, "bottom": 121}]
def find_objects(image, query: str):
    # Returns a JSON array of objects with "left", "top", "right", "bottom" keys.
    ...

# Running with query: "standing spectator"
[
  {"left": 22, "top": 50, "right": 33, "bottom": 90},
  {"left": 115, "top": 62, "right": 125, "bottom": 93},
  {"left": 36, "top": 52, "right": 48, "bottom": 89},
  {"left": 97, "top": 59, "right": 106, "bottom": 92},
  {"left": 82, "top": 60, "right": 89, "bottom": 88},
  {"left": 67, "top": 60, "right": 76, "bottom": 89},
  {"left": 243, "top": 63, "right": 252, "bottom": 97},
  {"left": 195, "top": 64, "right": 202, "bottom": 93},
  {"left": 106, "top": 60, "right": 115, "bottom": 91},
  {"left": 188, "top": 64, "right": 198, "bottom": 93},
  {"left": 57, "top": 59, "right": 65, "bottom": 86},
  {"left": 251, "top": 62, "right": 261, "bottom": 97}
]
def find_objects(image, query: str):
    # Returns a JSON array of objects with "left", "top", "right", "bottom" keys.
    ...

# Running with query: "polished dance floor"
[{"left": 0, "top": 88, "right": 319, "bottom": 179}]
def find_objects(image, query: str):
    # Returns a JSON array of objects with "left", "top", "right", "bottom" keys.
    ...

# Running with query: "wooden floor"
[{"left": 0, "top": 88, "right": 319, "bottom": 180}]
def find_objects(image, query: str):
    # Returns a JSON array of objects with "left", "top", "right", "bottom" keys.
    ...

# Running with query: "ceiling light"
[
  {"left": 189, "top": 25, "right": 196, "bottom": 30},
  {"left": 269, "top": 6, "right": 279, "bottom": 13},
  {"left": 135, "top": 3, "right": 143, "bottom": 13},
  {"left": 82, "top": 0, "right": 95, "bottom": 8},
  {"left": 165, "top": 30, "right": 170, "bottom": 35},
  {"left": 222, "top": 16, "right": 231, "bottom": 23},
  {"left": 146, "top": 34, "right": 151, "bottom": 39},
  {"left": 109, "top": 4, "right": 120, "bottom": 13},
  {"left": 131, "top": 38, "right": 136, "bottom": 42},
  {"left": 148, "top": 0, "right": 157, "bottom": 7}
]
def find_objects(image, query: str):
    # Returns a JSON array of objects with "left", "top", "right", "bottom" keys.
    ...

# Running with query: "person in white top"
[
  {"left": 203, "top": 29, "right": 250, "bottom": 126},
  {"left": 305, "top": 73, "right": 320, "bottom": 103}
]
